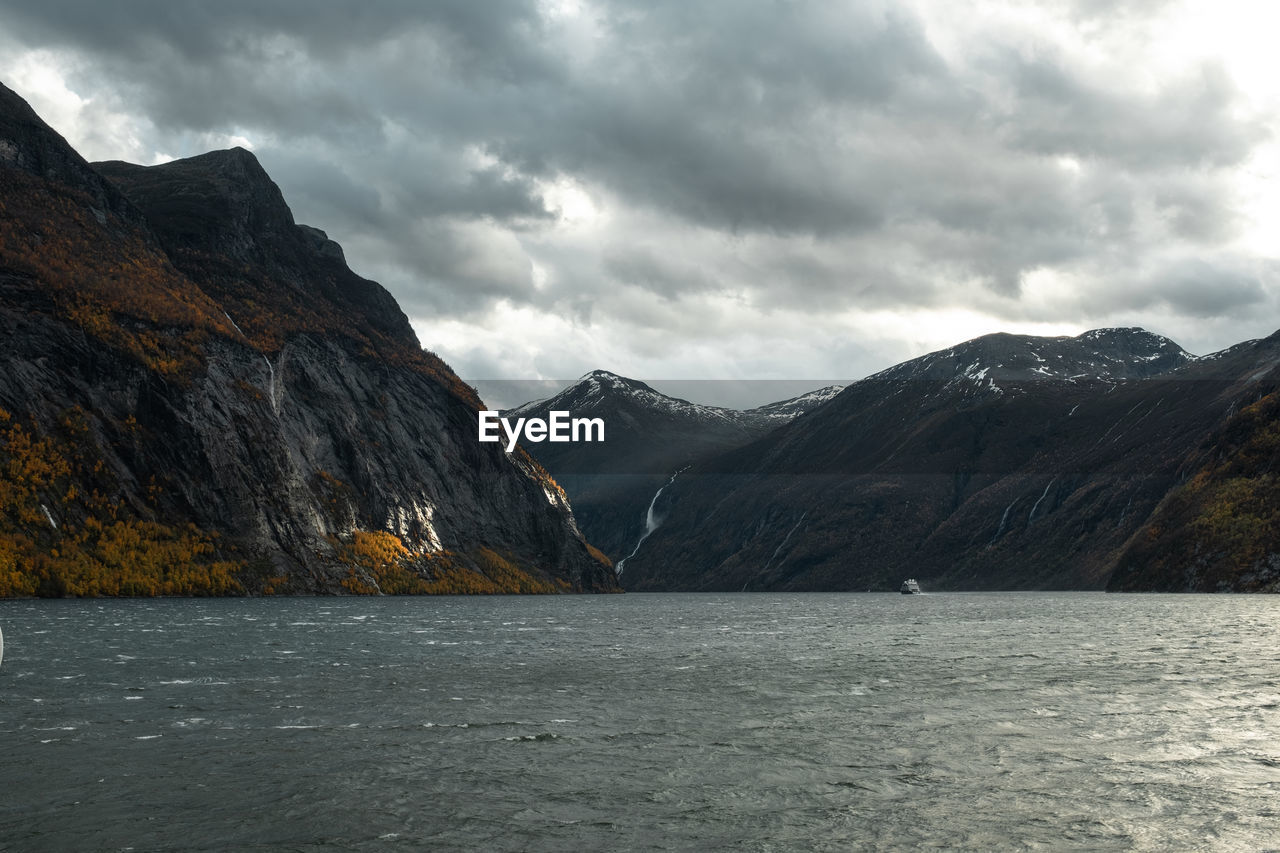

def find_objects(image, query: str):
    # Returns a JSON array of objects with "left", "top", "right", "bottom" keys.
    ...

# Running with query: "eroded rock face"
[{"left": 0, "top": 82, "right": 616, "bottom": 595}]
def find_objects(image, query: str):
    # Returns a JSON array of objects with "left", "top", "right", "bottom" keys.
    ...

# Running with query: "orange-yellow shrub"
[{"left": 0, "top": 407, "right": 242, "bottom": 598}]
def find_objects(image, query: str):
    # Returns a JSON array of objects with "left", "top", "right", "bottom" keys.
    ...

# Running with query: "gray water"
[{"left": 1, "top": 593, "right": 1278, "bottom": 851}]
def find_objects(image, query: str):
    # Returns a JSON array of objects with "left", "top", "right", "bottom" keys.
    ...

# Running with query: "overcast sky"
[{"left": 3, "top": 0, "right": 1278, "bottom": 405}]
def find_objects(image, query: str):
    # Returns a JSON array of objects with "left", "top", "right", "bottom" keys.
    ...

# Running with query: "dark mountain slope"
[
  {"left": 94, "top": 151, "right": 416, "bottom": 356},
  {"left": 620, "top": 328, "right": 1275, "bottom": 591},
  {"left": 0, "top": 82, "right": 615, "bottom": 596},
  {"left": 506, "top": 370, "right": 841, "bottom": 561},
  {"left": 1109, "top": 334, "right": 1280, "bottom": 592}
]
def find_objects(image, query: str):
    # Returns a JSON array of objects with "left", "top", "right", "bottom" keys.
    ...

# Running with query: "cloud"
[
  {"left": 1, "top": 0, "right": 1277, "bottom": 387},
  {"left": 1146, "top": 257, "right": 1268, "bottom": 317},
  {"left": 1000, "top": 51, "right": 1262, "bottom": 169}
]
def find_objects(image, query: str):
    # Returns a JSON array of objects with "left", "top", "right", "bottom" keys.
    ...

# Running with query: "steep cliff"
[{"left": 0, "top": 82, "right": 617, "bottom": 596}]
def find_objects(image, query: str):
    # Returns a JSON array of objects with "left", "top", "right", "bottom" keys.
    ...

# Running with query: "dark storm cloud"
[
  {"left": 0, "top": 0, "right": 557, "bottom": 140},
  {"left": 1001, "top": 51, "right": 1262, "bottom": 169},
  {"left": 480, "top": 1, "right": 961, "bottom": 237},
  {"left": 1147, "top": 259, "right": 1267, "bottom": 317},
  {"left": 0, "top": 0, "right": 545, "bottom": 68},
  {"left": 0, "top": 0, "right": 1272, "bottom": 353},
  {"left": 602, "top": 247, "right": 724, "bottom": 300},
  {"left": 260, "top": 152, "right": 384, "bottom": 230}
]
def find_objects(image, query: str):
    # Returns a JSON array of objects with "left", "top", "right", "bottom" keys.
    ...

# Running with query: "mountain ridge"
[
  {"left": 865, "top": 327, "right": 1191, "bottom": 385},
  {"left": 509, "top": 369, "right": 844, "bottom": 432}
]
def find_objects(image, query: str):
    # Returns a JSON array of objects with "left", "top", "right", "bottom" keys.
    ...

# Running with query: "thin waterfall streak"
[
  {"left": 222, "top": 311, "right": 246, "bottom": 338},
  {"left": 263, "top": 355, "right": 279, "bottom": 414},
  {"left": 989, "top": 499, "right": 1017, "bottom": 546},
  {"left": 1028, "top": 477, "right": 1057, "bottom": 523},
  {"left": 225, "top": 309, "right": 279, "bottom": 415},
  {"left": 761, "top": 510, "right": 808, "bottom": 576}
]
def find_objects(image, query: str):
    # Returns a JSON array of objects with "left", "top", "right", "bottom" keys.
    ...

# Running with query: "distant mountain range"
[
  {"left": 523, "top": 330, "right": 1280, "bottom": 593},
  {"left": 0, "top": 82, "right": 617, "bottom": 596},
  {"left": 507, "top": 371, "right": 841, "bottom": 560}
]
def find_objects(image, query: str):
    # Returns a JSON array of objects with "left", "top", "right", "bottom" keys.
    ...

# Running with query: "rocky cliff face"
[
  {"left": 616, "top": 329, "right": 1279, "bottom": 592},
  {"left": 0, "top": 82, "right": 617, "bottom": 596}
]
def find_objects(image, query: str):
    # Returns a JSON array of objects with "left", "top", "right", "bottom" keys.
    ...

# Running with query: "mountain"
[
  {"left": 506, "top": 370, "right": 842, "bottom": 561},
  {"left": 0, "top": 82, "right": 616, "bottom": 597},
  {"left": 615, "top": 328, "right": 1280, "bottom": 592}
]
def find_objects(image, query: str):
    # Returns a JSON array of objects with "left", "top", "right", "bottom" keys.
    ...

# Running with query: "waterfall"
[
  {"left": 760, "top": 510, "right": 807, "bottom": 573},
  {"left": 227, "top": 307, "right": 282, "bottom": 412},
  {"left": 615, "top": 468, "right": 686, "bottom": 577},
  {"left": 263, "top": 355, "right": 279, "bottom": 414},
  {"left": 1028, "top": 477, "right": 1057, "bottom": 523},
  {"left": 225, "top": 310, "right": 280, "bottom": 414},
  {"left": 988, "top": 497, "right": 1018, "bottom": 546},
  {"left": 222, "top": 311, "right": 247, "bottom": 338}
]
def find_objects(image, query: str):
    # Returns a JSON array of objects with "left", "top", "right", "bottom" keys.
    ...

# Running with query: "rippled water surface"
[{"left": 2, "top": 593, "right": 1279, "bottom": 851}]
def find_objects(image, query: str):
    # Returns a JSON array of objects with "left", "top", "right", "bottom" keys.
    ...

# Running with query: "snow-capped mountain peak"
[
  {"left": 507, "top": 372, "right": 841, "bottom": 427},
  {"left": 865, "top": 327, "right": 1191, "bottom": 390},
  {"left": 746, "top": 384, "right": 846, "bottom": 421}
]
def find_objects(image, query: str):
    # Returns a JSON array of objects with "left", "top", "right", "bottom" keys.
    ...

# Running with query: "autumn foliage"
[
  {"left": 0, "top": 407, "right": 241, "bottom": 597},
  {"left": 0, "top": 157, "right": 585, "bottom": 597},
  {"left": 0, "top": 404, "right": 572, "bottom": 597},
  {"left": 335, "top": 531, "right": 560, "bottom": 595},
  {"left": 1114, "top": 391, "right": 1280, "bottom": 590},
  {"left": 0, "top": 169, "right": 236, "bottom": 378},
  {"left": 0, "top": 163, "right": 482, "bottom": 413}
]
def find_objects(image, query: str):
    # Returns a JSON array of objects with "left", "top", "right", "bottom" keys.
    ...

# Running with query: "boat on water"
[{"left": 900, "top": 579, "right": 921, "bottom": 595}]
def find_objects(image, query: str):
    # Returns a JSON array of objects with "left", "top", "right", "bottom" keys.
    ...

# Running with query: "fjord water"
[{"left": 1, "top": 594, "right": 1277, "bottom": 851}]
